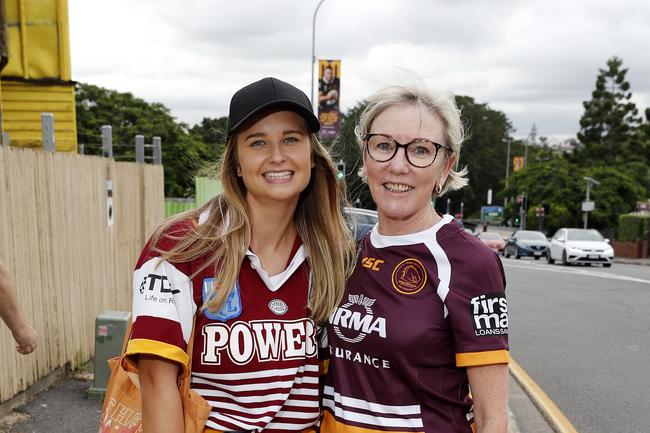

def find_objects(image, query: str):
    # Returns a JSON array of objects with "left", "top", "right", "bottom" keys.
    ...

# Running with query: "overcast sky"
[{"left": 69, "top": 0, "right": 650, "bottom": 141}]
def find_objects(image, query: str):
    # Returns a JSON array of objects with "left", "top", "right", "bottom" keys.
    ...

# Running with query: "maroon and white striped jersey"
[
  {"left": 126, "top": 214, "right": 319, "bottom": 432},
  {"left": 322, "top": 215, "right": 509, "bottom": 433}
]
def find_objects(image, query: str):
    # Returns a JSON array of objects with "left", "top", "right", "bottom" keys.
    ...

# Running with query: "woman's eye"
[
  {"left": 376, "top": 142, "right": 392, "bottom": 152},
  {"left": 250, "top": 140, "right": 266, "bottom": 148},
  {"left": 284, "top": 136, "right": 299, "bottom": 144},
  {"left": 412, "top": 145, "right": 431, "bottom": 156}
]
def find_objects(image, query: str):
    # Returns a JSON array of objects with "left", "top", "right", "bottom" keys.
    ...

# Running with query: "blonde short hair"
[{"left": 356, "top": 83, "right": 469, "bottom": 195}]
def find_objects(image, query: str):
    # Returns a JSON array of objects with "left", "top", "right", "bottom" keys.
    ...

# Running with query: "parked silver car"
[
  {"left": 547, "top": 228, "right": 614, "bottom": 267},
  {"left": 343, "top": 207, "right": 378, "bottom": 241}
]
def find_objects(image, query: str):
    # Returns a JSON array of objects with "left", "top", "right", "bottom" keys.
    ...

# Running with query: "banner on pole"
[{"left": 318, "top": 59, "right": 341, "bottom": 138}]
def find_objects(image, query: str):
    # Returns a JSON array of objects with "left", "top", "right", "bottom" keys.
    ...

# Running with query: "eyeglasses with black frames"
[{"left": 364, "top": 133, "right": 451, "bottom": 168}]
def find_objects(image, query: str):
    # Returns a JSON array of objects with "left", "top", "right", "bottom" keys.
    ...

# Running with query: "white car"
[{"left": 547, "top": 228, "right": 614, "bottom": 267}]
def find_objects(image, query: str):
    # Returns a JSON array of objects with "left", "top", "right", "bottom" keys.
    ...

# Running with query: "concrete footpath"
[{"left": 0, "top": 362, "right": 559, "bottom": 433}]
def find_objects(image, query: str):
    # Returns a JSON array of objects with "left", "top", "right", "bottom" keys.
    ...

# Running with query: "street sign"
[
  {"left": 535, "top": 207, "right": 545, "bottom": 217},
  {"left": 582, "top": 201, "right": 595, "bottom": 212},
  {"left": 480, "top": 206, "right": 504, "bottom": 224}
]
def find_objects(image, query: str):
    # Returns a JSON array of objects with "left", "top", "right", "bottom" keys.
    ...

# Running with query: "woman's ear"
[{"left": 236, "top": 166, "right": 242, "bottom": 177}]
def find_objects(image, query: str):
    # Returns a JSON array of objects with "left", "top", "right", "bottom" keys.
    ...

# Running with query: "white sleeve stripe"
[
  {"left": 191, "top": 364, "right": 319, "bottom": 380},
  {"left": 323, "top": 386, "right": 421, "bottom": 415},
  {"left": 424, "top": 238, "right": 451, "bottom": 304},
  {"left": 322, "top": 397, "right": 423, "bottom": 428},
  {"left": 191, "top": 376, "right": 318, "bottom": 392}
]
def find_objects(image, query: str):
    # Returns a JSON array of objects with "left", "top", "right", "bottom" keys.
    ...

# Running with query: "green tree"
[
  {"left": 448, "top": 96, "right": 512, "bottom": 217},
  {"left": 329, "top": 101, "right": 373, "bottom": 209},
  {"left": 577, "top": 56, "right": 642, "bottom": 165},
  {"left": 189, "top": 117, "right": 228, "bottom": 157},
  {"left": 502, "top": 157, "right": 582, "bottom": 234},
  {"left": 582, "top": 166, "right": 646, "bottom": 230},
  {"left": 76, "top": 83, "right": 218, "bottom": 197}
]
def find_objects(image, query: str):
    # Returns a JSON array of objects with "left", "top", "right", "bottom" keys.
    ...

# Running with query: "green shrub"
[{"left": 617, "top": 213, "right": 650, "bottom": 242}]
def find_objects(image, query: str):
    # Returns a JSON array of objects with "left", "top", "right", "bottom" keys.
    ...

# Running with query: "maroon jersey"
[
  {"left": 126, "top": 212, "right": 320, "bottom": 432},
  {"left": 322, "top": 215, "right": 509, "bottom": 433}
]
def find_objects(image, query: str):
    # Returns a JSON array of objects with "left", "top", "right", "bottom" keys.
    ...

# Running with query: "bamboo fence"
[{"left": 0, "top": 146, "right": 164, "bottom": 402}]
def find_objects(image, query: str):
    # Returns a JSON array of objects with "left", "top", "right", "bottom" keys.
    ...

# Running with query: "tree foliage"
[
  {"left": 577, "top": 56, "right": 642, "bottom": 165},
  {"left": 76, "top": 83, "right": 221, "bottom": 197}
]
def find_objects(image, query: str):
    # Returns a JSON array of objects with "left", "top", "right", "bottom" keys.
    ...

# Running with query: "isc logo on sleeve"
[
  {"left": 203, "top": 278, "right": 242, "bottom": 322},
  {"left": 361, "top": 257, "right": 384, "bottom": 271}
]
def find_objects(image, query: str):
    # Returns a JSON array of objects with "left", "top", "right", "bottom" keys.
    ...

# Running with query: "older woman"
[{"left": 322, "top": 84, "right": 509, "bottom": 433}]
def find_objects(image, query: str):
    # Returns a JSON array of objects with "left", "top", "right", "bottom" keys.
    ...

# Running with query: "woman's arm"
[
  {"left": 0, "top": 259, "right": 37, "bottom": 354},
  {"left": 467, "top": 363, "right": 509, "bottom": 433},
  {"left": 138, "top": 355, "right": 184, "bottom": 433}
]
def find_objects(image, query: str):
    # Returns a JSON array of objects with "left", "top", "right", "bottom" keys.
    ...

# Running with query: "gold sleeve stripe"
[
  {"left": 320, "top": 411, "right": 423, "bottom": 433},
  {"left": 456, "top": 349, "right": 509, "bottom": 367},
  {"left": 126, "top": 338, "right": 190, "bottom": 372}
]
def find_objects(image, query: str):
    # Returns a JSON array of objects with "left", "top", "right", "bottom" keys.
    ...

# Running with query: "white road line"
[{"left": 502, "top": 259, "right": 650, "bottom": 285}]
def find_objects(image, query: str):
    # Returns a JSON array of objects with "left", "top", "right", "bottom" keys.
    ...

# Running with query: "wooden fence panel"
[{"left": 0, "top": 147, "right": 164, "bottom": 402}]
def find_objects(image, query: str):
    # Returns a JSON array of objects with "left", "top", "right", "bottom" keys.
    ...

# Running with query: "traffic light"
[
  {"left": 514, "top": 215, "right": 521, "bottom": 226},
  {"left": 336, "top": 160, "right": 346, "bottom": 181}
]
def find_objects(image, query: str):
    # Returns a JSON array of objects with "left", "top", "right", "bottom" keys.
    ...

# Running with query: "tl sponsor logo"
[
  {"left": 330, "top": 294, "right": 386, "bottom": 343},
  {"left": 138, "top": 273, "right": 179, "bottom": 295},
  {"left": 470, "top": 294, "right": 508, "bottom": 336}
]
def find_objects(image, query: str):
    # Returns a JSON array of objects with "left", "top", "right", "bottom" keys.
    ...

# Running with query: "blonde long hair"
[{"left": 149, "top": 132, "right": 355, "bottom": 324}]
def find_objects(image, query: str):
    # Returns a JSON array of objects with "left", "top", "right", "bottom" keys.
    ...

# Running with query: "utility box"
[{"left": 87, "top": 311, "right": 131, "bottom": 399}]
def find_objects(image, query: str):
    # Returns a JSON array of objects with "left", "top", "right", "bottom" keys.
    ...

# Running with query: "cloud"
[{"left": 69, "top": 0, "right": 650, "bottom": 139}]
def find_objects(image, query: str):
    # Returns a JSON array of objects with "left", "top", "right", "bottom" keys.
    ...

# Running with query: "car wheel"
[
  {"left": 514, "top": 249, "right": 520, "bottom": 259},
  {"left": 534, "top": 256, "right": 540, "bottom": 260},
  {"left": 561, "top": 250, "right": 568, "bottom": 266},
  {"left": 504, "top": 248, "right": 510, "bottom": 258},
  {"left": 603, "top": 263, "right": 612, "bottom": 268},
  {"left": 546, "top": 252, "right": 555, "bottom": 264}
]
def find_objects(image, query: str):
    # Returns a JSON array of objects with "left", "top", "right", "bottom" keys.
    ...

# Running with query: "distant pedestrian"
[
  {"left": 322, "top": 83, "right": 509, "bottom": 433},
  {"left": 0, "top": 259, "right": 37, "bottom": 354}
]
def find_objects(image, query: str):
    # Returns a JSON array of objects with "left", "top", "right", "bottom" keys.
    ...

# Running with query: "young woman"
[
  {"left": 322, "top": 84, "right": 510, "bottom": 433},
  {"left": 127, "top": 77, "right": 354, "bottom": 433}
]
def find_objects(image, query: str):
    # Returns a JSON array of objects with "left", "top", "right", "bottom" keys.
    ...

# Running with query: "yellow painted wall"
[
  {"left": 3, "top": 0, "right": 71, "bottom": 80},
  {"left": 1, "top": 80, "right": 76, "bottom": 151},
  {"left": 0, "top": 0, "right": 76, "bottom": 152}
]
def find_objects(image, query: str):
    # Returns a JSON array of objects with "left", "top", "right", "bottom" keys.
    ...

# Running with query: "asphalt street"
[{"left": 504, "top": 257, "right": 650, "bottom": 433}]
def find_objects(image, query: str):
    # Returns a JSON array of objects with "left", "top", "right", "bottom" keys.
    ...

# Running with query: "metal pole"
[
  {"left": 583, "top": 181, "right": 591, "bottom": 229},
  {"left": 505, "top": 138, "right": 511, "bottom": 187},
  {"left": 135, "top": 135, "right": 145, "bottom": 164},
  {"left": 446, "top": 197, "right": 451, "bottom": 215},
  {"left": 152, "top": 136, "right": 162, "bottom": 164},
  {"left": 310, "top": 0, "right": 326, "bottom": 110},
  {"left": 460, "top": 201, "right": 464, "bottom": 219},
  {"left": 41, "top": 113, "right": 55, "bottom": 153},
  {"left": 101, "top": 125, "right": 113, "bottom": 158}
]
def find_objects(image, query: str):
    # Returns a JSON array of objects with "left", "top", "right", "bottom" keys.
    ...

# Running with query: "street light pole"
[
  {"left": 582, "top": 176, "right": 600, "bottom": 229},
  {"left": 310, "top": 0, "right": 326, "bottom": 110}
]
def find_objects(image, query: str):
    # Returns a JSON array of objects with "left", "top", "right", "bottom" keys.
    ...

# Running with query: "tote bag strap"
[{"left": 179, "top": 311, "right": 198, "bottom": 392}]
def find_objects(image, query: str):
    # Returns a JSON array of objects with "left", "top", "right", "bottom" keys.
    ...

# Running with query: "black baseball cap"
[{"left": 227, "top": 77, "right": 320, "bottom": 140}]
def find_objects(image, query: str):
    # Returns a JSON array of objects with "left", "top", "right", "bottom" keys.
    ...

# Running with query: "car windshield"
[
  {"left": 479, "top": 232, "right": 502, "bottom": 240},
  {"left": 517, "top": 231, "right": 547, "bottom": 241},
  {"left": 566, "top": 229, "right": 604, "bottom": 241}
]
